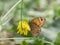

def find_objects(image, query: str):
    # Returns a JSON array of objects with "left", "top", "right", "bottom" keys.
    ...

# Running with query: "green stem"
[{"left": 1, "top": 0, "right": 22, "bottom": 21}]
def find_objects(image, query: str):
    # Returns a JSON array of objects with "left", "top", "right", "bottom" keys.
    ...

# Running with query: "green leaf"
[
  {"left": 33, "top": 39, "right": 44, "bottom": 45},
  {"left": 22, "top": 41, "right": 30, "bottom": 45},
  {"left": 55, "top": 32, "right": 60, "bottom": 44}
]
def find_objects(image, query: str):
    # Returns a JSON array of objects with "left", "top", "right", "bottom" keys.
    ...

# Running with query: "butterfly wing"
[
  {"left": 29, "top": 17, "right": 45, "bottom": 37},
  {"left": 29, "top": 21, "right": 41, "bottom": 37},
  {"left": 31, "top": 18, "right": 41, "bottom": 27},
  {"left": 32, "top": 17, "right": 45, "bottom": 27}
]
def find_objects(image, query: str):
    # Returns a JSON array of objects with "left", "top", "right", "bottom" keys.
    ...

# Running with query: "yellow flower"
[{"left": 17, "top": 21, "right": 30, "bottom": 36}]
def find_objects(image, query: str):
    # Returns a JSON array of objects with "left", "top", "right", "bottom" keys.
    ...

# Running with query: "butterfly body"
[{"left": 29, "top": 17, "right": 45, "bottom": 37}]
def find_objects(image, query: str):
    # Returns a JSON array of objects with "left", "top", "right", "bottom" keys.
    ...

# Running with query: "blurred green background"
[{"left": 0, "top": 0, "right": 60, "bottom": 45}]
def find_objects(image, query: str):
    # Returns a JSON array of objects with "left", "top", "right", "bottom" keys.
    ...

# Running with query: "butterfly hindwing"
[{"left": 29, "top": 21, "right": 41, "bottom": 37}]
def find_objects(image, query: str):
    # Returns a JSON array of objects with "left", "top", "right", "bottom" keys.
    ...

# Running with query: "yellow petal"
[
  {"left": 20, "top": 30, "right": 23, "bottom": 34},
  {"left": 17, "top": 21, "right": 30, "bottom": 36},
  {"left": 23, "top": 30, "right": 28, "bottom": 35}
]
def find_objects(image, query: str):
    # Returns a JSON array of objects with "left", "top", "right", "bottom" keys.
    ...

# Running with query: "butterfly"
[{"left": 29, "top": 17, "right": 46, "bottom": 37}]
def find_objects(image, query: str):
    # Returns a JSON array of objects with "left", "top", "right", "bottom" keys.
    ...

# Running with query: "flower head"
[{"left": 17, "top": 21, "right": 30, "bottom": 36}]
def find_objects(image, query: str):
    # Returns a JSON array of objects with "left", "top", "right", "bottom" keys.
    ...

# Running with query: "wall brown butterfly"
[{"left": 29, "top": 17, "right": 46, "bottom": 37}]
